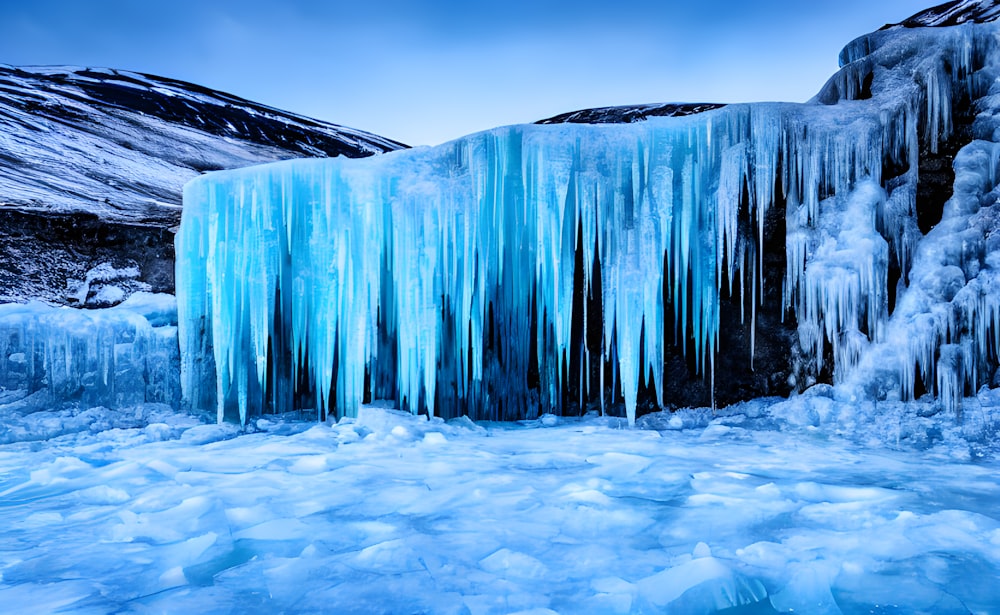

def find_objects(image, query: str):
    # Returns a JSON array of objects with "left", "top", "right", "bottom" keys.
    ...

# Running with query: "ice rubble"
[
  {"left": 177, "top": 21, "right": 1000, "bottom": 425},
  {"left": 0, "top": 293, "right": 180, "bottom": 413}
]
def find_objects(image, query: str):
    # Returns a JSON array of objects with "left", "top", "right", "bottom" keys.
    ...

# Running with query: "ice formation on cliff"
[{"left": 176, "top": 22, "right": 1000, "bottom": 424}]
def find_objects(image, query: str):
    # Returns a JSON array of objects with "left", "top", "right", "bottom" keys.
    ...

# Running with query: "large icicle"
[
  {"left": 174, "top": 99, "right": 909, "bottom": 424},
  {"left": 179, "top": 119, "right": 765, "bottom": 425}
]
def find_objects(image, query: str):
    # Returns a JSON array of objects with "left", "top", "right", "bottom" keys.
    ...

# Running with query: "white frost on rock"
[{"left": 66, "top": 263, "right": 149, "bottom": 308}]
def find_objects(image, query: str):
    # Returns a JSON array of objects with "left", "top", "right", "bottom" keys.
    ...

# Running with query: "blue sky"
[{"left": 0, "top": 0, "right": 933, "bottom": 146}]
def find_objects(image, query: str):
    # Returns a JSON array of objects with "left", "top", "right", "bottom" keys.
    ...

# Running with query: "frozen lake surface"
[{"left": 1, "top": 395, "right": 999, "bottom": 614}]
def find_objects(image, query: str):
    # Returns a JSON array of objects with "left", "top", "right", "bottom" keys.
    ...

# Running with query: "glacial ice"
[
  {"left": 0, "top": 293, "right": 180, "bottom": 412},
  {"left": 6, "top": 13, "right": 1000, "bottom": 615},
  {"left": 176, "top": 22, "right": 1000, "bottom": 424}
]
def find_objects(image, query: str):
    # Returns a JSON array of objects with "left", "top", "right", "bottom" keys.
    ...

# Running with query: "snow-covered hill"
[
  {"left": 885, "top": 0, "right": 1000, "bottom": 28},
  {"left": 0, "top": 65, "right": 405, "bottom": 305},
  {"left": 0, "top": 65, "right": 404, "bottom": 224},
  {"left": 536, "top": 103, "right": 724, "bottom": 125}
]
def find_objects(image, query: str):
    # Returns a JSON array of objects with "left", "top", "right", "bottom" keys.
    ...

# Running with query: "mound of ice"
[
  {"left": 0, "top": 293, "right": 180, "bottom": 413},
  {"left": 636, "top": 548, "right": 769, "bottom": 613}
]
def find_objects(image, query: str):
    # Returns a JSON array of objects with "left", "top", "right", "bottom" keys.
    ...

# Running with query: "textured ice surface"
[
  {"left": 177, "top": 20, "right": 1000, "bottom": 424},
  {"left": 0, "top": 397, "right": 997, "bottom": 614}
]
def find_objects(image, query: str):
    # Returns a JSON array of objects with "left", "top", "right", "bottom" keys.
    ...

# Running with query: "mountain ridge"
[
  {"left": 883, "top": 0, "right": 1000, "bottom": 28},
  {"left": 0, "top": 64, "right": 406, "bottom": 306}
]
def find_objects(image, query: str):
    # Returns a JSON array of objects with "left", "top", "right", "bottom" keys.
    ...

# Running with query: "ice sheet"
[{"left": 0, "top": 398, "right": 997, "bottom": 614}]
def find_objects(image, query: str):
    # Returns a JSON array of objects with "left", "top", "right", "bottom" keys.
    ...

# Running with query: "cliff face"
[{"left": 0, "top": 65, "right": 405, "bottom": 306}]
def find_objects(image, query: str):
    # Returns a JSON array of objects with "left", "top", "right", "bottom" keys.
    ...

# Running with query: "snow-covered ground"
[{"left": 1, "top": 395, "right": 998, "bottom": 614}]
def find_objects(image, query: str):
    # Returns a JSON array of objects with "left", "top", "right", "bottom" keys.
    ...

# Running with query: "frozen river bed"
[{"left": 0, "top": 394, "right": 999, "bottom": 614}]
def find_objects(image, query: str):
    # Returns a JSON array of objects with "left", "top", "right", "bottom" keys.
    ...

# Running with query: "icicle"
[{"left": 936, "top": 344, "right": 964, "bottom": 419}]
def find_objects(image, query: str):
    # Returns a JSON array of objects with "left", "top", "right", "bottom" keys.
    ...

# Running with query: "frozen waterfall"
[{"left": 176, "top": 22, "right": 1000, "bottom": 425}]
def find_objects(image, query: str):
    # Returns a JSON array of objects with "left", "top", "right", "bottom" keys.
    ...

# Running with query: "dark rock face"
[
  {"left": 0, "top": 65, "right": 406, "bottom": 306},
  {"left": 536, "top": 103, "right": 725, "bottom": 125},
  {"left": 0, "top": 209, "right": 176, "bottom": 308}
]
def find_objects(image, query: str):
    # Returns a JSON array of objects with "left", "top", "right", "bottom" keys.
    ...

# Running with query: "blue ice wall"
[
  {"left": 177, "top": 23, "right": 1000, "bottom": 425},
  {"left": 176, "top": 105, "right": 898, "bottom": 425},
  {"left": 0, "top": 294, "right": 180, "bottom": 410}
]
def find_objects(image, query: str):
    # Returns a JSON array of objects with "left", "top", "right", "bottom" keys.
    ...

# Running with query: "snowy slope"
[
  {"left": 0, "top": 65, "right": 405, "bottom": 225},
  {"left": 885, "top": 0, "right": 1000, "bottom": 28},
  {"left": 0, "top": 65, "right": 405, "bottom": 305}
]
